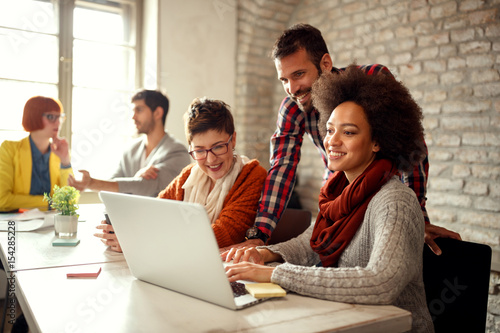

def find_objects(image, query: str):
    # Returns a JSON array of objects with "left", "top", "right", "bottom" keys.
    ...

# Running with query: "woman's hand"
[
  {"left": 94, "top": 220, "right": 122, "bottom": 252},
  {"left": 219, "top": 239, "right": 265, "bottom": 253},
  {"left": 222, "top": 247, "right": 266, "bottom": 264},
  {"left": 221, "top": 246, "right": 282, "bottom": 265},
  {"left": 225, "top": 262, "right": 275, "bottom": 283},
  {"left": 51, "top": 137, "right": 70, "bottom": 165}
]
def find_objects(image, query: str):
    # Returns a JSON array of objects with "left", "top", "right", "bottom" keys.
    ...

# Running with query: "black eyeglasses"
[
  {"left": 43, "top": 113, "right": 65, "bottom": 123},
  {"left": 189, "top": 134, "right": 233, "bottom": 160}
]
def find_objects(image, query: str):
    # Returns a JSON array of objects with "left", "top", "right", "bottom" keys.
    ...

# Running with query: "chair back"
[
  {"left": 268, "top": 208, "right": 312, "bottom": 245},
  {"left": 423, "top": 238, "right": 491, "bottom": 333}
]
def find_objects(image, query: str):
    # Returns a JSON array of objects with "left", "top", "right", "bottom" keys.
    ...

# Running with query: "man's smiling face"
[{"left": 275, "top": 48, "right": 322, "bottom": 112}]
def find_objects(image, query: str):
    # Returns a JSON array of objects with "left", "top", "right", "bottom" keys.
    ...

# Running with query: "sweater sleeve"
[
  {"left": 270, "top": 181, "right": 424, "bottom": 305},
  {"left": 116, "top": 137, "right": 190, "bottom": 197},
  {"left": 212, "top": 160, "right": 267, "bottom": 248},
  {"left": 264, "top": 224, "right": 320, "bottom": 266}
]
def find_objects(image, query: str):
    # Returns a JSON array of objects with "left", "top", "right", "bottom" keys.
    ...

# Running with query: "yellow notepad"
[{"left": 245, "top": 283, "right": 286, "bottom": 298}]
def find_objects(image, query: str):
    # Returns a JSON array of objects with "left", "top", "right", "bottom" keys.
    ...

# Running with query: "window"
[
  {"left": 0, "top": 0, "right": 140, "bottom": 178},
  {"left": 0, "top": 0, "right": 59, "bottom": 141}
]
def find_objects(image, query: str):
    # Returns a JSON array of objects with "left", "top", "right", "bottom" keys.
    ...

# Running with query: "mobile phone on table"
[{"left": 104, "top": 213, "right": 114, "bottom": 234}]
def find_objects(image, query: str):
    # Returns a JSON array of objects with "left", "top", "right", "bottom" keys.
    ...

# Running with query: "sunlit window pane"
[
  {"left": 0, "top": 27, "right": 58, "bottom": 83},
  {"left": 71, "top": 87, "right": 137, "bottom": 179},
  {"left": 71, "top": 1, "right": 137, "bottom": 178},
  {"left": 74, "top": 7, "right": 124, "bottom": 43},
  {"left": 0, "top": 0, "right": 57, "bottom": 34},
  {"left": 0, "top": 0, "right": 138, "bottom": 175},
  {"left": 73, "top": 40, "right": 135, "bottom": 90},
  {"left": 0, "top": 79, "right": 58, "bottom": 131}
]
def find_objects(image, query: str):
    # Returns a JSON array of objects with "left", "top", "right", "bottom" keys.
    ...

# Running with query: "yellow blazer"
[{"left": 0, "top": 136, "right": 73, "bottom": 211}]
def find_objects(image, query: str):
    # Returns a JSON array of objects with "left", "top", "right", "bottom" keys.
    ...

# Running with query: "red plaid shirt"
[{"left": 255, "top": 64, "right": 430, "bottom": 240}]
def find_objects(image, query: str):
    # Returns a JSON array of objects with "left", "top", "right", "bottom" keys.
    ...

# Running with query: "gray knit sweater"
[{"left": 266, "top": 177, "right": 434, "bottom": 333}]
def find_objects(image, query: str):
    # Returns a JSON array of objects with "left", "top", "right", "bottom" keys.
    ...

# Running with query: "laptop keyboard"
[{"left": 230, "top": 282, "right": 248, "bottom": 297}]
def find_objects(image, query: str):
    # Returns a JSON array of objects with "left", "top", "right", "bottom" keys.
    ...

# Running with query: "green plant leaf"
[{"left": 43, "top": 185, "right": 80, "bottom": 216}]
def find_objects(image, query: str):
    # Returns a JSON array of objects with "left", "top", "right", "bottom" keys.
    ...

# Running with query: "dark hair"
[
  {"left": 271, "top": 23, "right": 329, "bottom": 72},
  {"left": 22, "top": 96, "right": 63, "bottom": 132},
  {"left": 185, "top": 97, "right": 235, "bottom": 145},
  {"left": 131, "top": 90, "right": 169, "bottom": 124},
  {"left": 312, "top": 64, "right": 425, "bottom": 172}
]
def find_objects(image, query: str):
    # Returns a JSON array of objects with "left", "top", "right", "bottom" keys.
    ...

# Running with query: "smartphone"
[{"left": 104, "top": 213, "right": 114, "bottom": 234}]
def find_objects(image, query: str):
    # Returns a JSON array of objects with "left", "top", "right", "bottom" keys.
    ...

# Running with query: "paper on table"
[
  {"left": 245, "top": 283, "right": 287, "bottom": 298},
  {"left": 0, "top": 209, "right": 56, "bottom": 231},
  {"left": 67, "top": 266, "right": 102, "bottom": 278}
]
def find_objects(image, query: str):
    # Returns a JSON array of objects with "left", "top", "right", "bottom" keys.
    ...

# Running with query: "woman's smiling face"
[
  {"left": 190, "top": 129, "right": 236, "bottom": 183},
  {"left": 323, "top": 101, "right": 380, "bottom": 183}
]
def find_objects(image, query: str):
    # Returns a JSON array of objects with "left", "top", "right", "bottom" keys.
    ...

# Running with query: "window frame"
[{"left": 58, "top": 0, "right": 141, "bottom": 147}]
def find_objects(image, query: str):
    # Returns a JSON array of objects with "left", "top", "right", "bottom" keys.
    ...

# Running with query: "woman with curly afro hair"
[
  {"left": 313, "top": 63, "right": 426, "bottom": 173},
  {"left": 224, "top": 65, "right": 434, "bottom": 332}
]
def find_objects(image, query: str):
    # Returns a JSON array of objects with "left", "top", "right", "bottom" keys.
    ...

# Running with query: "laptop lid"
[{"left": 98, "top": 191, "right": 265, "bottom": 310}]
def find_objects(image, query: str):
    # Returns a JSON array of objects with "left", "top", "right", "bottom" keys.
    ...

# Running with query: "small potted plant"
[{"left": 44, "top": 185, "right": 80, "bottom": 238}]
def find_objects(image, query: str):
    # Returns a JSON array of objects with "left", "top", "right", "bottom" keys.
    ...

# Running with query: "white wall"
[{"left": 158, "top": 0, "right": 237, "bottom": 146}]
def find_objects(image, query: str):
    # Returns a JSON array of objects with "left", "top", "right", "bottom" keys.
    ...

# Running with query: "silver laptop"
[{"left": 99, "top": 191, "right": 269, "bottom": 310}]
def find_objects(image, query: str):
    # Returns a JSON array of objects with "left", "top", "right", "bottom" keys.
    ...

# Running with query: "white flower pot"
[{"left": 54, "top": 214, "right": 78, "bottom": 238}]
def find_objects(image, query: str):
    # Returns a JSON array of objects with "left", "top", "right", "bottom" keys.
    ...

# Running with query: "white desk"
[
  {"left": 0, "top": 204, "right": 412, "bottom": 333},
  {"left": 15, "top": 261, "right": 412, "bottom": 333},
  {"left": 0, "top": 204, "right": 124, "bottom": 272}
]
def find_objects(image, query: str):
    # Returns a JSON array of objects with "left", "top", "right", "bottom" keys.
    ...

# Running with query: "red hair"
[{"left": 22, "top": 96, "right": 63, "bottom": 132}]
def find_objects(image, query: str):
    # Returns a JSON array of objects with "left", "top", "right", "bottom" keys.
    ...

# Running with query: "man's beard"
[
  {"left": 136, "top": 120, "right": 155, "bottom": 135},
  {"left": 291, "top": 88, "right": 313, "bottom": 112}
]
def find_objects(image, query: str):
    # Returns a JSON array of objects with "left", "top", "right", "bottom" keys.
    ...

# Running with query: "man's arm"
[
  {"left": 114, "top": 135, "right": 190, "bottom": 196},
  {"left": 114, "top": 152, "right": 190, "bottom": 196},
  {"left": 400, "top": 141, "right": 430, "bottom": 224},
  {"left": 253, "top": 97, "right": 307, "bottom": 242},
  {"left": 68, "top": 170, "right": 119, "bottom": 192}
]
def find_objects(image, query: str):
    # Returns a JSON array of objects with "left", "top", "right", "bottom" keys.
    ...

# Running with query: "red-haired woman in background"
[{"left": 0, "top": 96, "right": 73, "bottom": 212}]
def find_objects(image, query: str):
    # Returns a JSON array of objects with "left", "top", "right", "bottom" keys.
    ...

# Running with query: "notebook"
[{"left": 98, "top": 191, "right": 272, "bottom": 310}]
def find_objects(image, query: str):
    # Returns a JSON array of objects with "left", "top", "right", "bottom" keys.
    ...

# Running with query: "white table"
[
  {"left": 0, "top": 204, "right": 124, "bottom": 272},
  {"left": 15, "top": 261, "right": 412, "bottom": 333},
  {"left": 0, "top": 204, "right": 412, "bottom": 333}
]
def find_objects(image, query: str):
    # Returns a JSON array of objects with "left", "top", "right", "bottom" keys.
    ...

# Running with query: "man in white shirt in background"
[{"left": 69, "top": 90, "right": 190, "bottom": 197}]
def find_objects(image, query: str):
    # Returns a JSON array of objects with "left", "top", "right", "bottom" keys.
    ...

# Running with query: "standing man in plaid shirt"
[{"left": 224, "top": 23, "right": 460, "bottom": 255}]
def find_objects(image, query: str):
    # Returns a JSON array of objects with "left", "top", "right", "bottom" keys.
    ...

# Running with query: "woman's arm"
[
  {"left": 271, "top": 185, "right": 424, "bottom": 305},
  {"left": 0, "top": 141, "right": 47, "bottom": 211}
]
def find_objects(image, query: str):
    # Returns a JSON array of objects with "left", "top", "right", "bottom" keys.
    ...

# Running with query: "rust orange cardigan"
[{"left": 157, "top": 159, "right": 267, "bottom": 248}]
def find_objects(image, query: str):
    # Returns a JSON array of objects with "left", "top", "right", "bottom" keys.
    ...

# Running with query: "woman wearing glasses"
[
  {"left": 0, "top": 96, "right": 73, "bottom": 212},
  {"left": 96, "top": 97, "right": 267, "bottom": 250}
]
